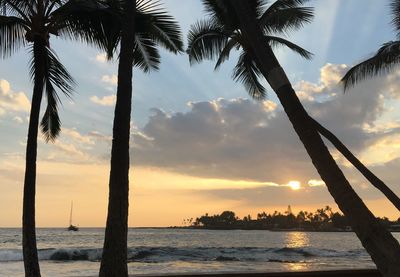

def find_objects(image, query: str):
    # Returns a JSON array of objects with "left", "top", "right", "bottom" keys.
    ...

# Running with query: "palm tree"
[
  {"left": 187, "top": 1, "right": 400, "bottom": 275},
  {"left": 98, "top": 1, "right": 183, "bottom": 275},
  {"left": 188, "top": 0, "right": 400, "bottom": 213},
  {"left": 0, "top": 1, "right": 109, "bottom": 276}
]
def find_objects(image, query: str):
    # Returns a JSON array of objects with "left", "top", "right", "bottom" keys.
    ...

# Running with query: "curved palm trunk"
[
  {"left": 23, "top": 38, "right": 46, "bottom": 277},
  {"left": 99, "top": 1, "right": 136, "bottom": 276},
  {"left": 312, "top": 117, "right": 400, "bottom": 212},
  {"left": 231, "top": 1, "right": 400, "bottom": 276}
]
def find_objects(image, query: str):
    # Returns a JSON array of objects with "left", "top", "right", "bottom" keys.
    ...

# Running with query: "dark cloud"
[{"left": 131, "top": 64, "right": 400, "bottom": 201}]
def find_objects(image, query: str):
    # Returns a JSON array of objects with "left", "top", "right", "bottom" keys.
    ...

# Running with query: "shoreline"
[
  {"left": 132, "top": 269, "right": 381, "bottom": 277},
  {"left": 0, "top": 227, "right": 398, "bottom": 232}
]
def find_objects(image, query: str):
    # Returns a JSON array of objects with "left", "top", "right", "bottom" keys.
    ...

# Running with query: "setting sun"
[{"left": 288, "top": 181, "right": 301, "bottom": 190}]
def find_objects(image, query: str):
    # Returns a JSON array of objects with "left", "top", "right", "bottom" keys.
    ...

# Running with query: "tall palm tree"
[
  {"left": 98, "top": 1, "right": 183, "bottom": 275},
  {"left": 187, "top": 1, "right": 400, "bottom": 276},
  {"left": 342, "top": 0, "right": 400, "bottom": 90},
  {"left": 188, "top": 0, "right": 400, "bottom": 213},
  {"left": 0, "top": 1, "right": 109, "bottom": 276}
]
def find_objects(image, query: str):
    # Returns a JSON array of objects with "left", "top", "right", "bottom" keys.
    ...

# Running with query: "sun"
[{"left": 288, "top": 181, "right": 301, "bottom": 190}]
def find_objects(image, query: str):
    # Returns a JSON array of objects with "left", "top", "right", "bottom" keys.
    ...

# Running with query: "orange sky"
[{"left": 0, "top": 162, "right": 398, "bottom": 227}]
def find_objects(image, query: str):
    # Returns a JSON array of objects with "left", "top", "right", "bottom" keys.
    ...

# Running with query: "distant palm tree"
[
  {"left": 342, "top": 0, "right": 400, "bottom": 90},
  {"left": 98, "top": 1, "right": 183, "bottom": 276},
  {"left": 187, "top": 0, "right": 400, "bottom": 275},
  {"left": 0, "top": 1, "right": 108, "bottom": 276}
]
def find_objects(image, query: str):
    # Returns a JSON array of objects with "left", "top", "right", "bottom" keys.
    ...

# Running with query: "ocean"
[{"left": 1, "top": 228, "right": 398, "bottom": 276}]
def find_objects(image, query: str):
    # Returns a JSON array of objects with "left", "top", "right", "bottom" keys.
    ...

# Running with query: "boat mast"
[{"left": 69, "top": 201, "right": 73, "bottom": 226}]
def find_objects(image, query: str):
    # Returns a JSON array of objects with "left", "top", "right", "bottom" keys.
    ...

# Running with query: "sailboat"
[{"left": 68, "top": 201, "right": 79, "bottom": 231}]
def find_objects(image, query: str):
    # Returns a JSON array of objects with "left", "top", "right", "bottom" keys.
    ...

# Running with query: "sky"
[{"left": 1, "top": 0, "right": 400, "bottom": 227}]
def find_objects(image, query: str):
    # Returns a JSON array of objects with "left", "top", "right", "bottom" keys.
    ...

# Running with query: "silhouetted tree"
[
  {"left": 191, "top": 207, "right": 398, "bottom": 232},
  {"left": 99, "top": 1, "right": 183, "bottom": 276},
  {"left": 0, "top": 1, "right": 109, "bottom": 275},
  {"left": 187, "top": 1, "right": 400, "bottom": 275}
]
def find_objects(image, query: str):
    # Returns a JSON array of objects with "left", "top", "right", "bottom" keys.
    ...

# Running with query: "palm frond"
[
  {"left": 29, "top": 45, "right": 75, "bottom": 141},
  {"left": 137, "top": 0, "right": 159, "bottom": 12},
  {"left": 260, "top": 4, "right": 313, "bottom": 35},
  {"left": 232, "top": 50, "right": 266, "bottom": 100},
  {"left": 134, "top": 32, "right": 160, "bottom": 72},
  {"left": 390, "top": 0, "right": 400, "bottom": 36},
  {"left": 214, "top": 37, "right": 240, "bottom": 70},
  {"left": 43, "top": 46, "right": 74, "bottom": 141},
  {"left": 249, "top": 0, "right": 268, "bottom": 18},
  {"left": 266, "top": 35, "right": 312, "bottom": 59},
  {"left": 0, "top": 0, "right": 32, "bottom": 21},
  {"left": 45, "top": 46, "right": 75, "bottom": 97},
  {"left": 187, "top": 19, "right": 229, "bottom": 65},
  {"left": 201, "top": 0, "right": 232, "bottom": 26},
  {"left": 0, "top": 15, "right": 27, "bottom": 57},
  {"left": 342, "top": 41, "right": 400, "bottom": 91},
  {"left": 136, "top": 8, "right": 183, "bottom": 54},
  {"left": 41, "top": 80, "right": 61, "bottom": 142},
  {"left": 51, "top": 0, "right": 114, "bottom": 55},
  {"left": 266, "top": 0, "right": 311, "bottom": 10}
]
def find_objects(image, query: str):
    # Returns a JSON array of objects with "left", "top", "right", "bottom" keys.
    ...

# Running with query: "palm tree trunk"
[
  {"left": 231, "top": 1, "right": 400, "bottom": 276},
  {"left": 99, "top": 1, "right": 135, "bottom": 276},
  {"left": 312, "top": 117, "right": 400, "bottom": 211},
  {"left": 23, "top": 38, "right": 46, "bottom": 277}
]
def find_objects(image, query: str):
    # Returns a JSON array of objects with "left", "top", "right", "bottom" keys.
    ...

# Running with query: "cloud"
[
  {"left": 294, "top": 63, "right": 347, "bottom": 101},
  {"left": 133, "top": 97, "right": 315, "bottom": 184},
  {"left": 130, "top": 63, "right": 400, "bottom": 200},
  {"left": 320, "top": 63, "right": 348, "bottom": 87},
  {"left": 13, "top": 116, "right": 24, "bottom": 124},
  {"left": 308, "top": 179, "right": 326, "bottom": 187},
  {"left": 95, "top": 53, "right": 107, "bottom": 63},
  {"left": 90, "top": 95, "right": 116, "bottom": 106},
  {"left": 34, "top": 127, "right": 114, "bottom": 164},
  {"left": 63, "top": 128, "right": 95, "bottom": 145},
  {"left": 101, "top": 74, "right": 118, "bottom": 86},
  {"left": 53, "top": 141, "right": 86, "bottom": 157},
  {"left": 88, "top": 131, "right": 112, "bottom": 143},
  {"left": 0, "top": 79, "right": 30, "bottom": 115}
]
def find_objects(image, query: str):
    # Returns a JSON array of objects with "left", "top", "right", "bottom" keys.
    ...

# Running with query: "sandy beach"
[{"left": 136, "top": 269, "right": 381, "bottom": 277}]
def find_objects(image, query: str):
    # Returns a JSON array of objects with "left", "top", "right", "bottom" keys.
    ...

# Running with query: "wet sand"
[{"left": 135, "top": 269, "right": 380, "bottom": 277}]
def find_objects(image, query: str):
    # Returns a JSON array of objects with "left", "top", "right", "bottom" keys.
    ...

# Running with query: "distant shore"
[
  {"left": 134, "top": 269, "right": 381, "bottom": 277},
  {"left": 168, "top": 226, "right": 400, "bottom": 232},
  {"left": 168, "top": 226, "right": 353, "bottom": 232}
]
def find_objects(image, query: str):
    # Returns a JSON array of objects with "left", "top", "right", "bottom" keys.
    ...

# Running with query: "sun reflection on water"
[
  {"left": 284, "top": 232, "right": 311, "bottom": 271},
  {"left": 284, "top": 232, "right": 310, "bottom": 248},
  {"left": 285, "top": 262, "right": 310, "bottom": 271}
]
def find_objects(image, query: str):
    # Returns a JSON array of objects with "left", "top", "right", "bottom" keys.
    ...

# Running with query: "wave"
[{"left": 0, "top": 246, "right": 366, "bottom": 263}]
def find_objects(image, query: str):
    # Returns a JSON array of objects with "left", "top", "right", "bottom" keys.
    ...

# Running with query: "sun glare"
[{"left": 288, "top": 181, "right": 301, "bottom": 191}]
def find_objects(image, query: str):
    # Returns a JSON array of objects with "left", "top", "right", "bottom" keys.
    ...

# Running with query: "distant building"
[{"left": 286, "top": 205, "right": 293, "bottom": 215}]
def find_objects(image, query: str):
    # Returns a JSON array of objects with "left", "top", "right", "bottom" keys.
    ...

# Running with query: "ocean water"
[{"left": 0, "top": 228, "right": 398, "bottom": 276}]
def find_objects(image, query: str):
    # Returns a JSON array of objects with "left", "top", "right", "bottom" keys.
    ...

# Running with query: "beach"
[{"left": 139, "top": 269, "right": 381, "bottom": 276}]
